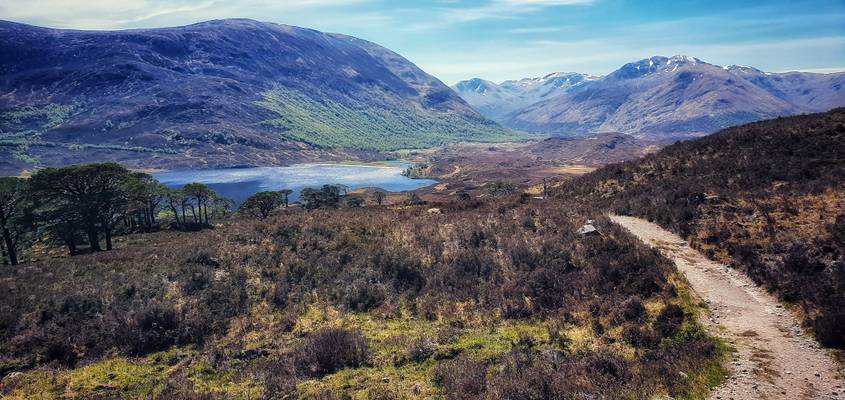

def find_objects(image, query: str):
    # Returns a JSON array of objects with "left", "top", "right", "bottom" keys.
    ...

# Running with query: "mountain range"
[
  {"left": 451, "top": 72, "right": 598, "bottom": 121},
  {"left": 453, "top": 56, "right": 845, "bottom": 138},
  {"left": 0, "top": 19, "right": 514, "bottom": 173}
]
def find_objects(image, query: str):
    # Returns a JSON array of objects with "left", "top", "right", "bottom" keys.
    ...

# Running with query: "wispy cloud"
[
  {"left": 112, "top": 1, "right": 220, "bottom": 26},
  {"left": 401, "top": 0, "right": 594, "bottom": 31},
  {"left": 418, "top": 33, "right": 845, "bottom": 84},
  {"left": 787, "top": 67, "right": 845, "bottom": 73},
  {"left": 458, "top": 0, "right": 593, "bottom": 20},
  {"left": 496, "top": 0, "right": 592, "bottom": 5},
  {"left": 2, "top": 0, "right": 372, "bottom": 29},
  {"left": 507, "top": 26, "right": 572, "bottom": 34}
]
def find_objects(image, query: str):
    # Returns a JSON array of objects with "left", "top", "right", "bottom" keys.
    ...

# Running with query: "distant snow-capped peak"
[
  {"left": 611, "top": 55, "right": 713, "bottom": 79},
  {"left": 668, "top": 55, "right": 702, "bottom": 65},
  {"left": 724, "top": 64, "right": 764, "bottom": 74},
  {"left": 500, "top": 72, "right": 597, "bottom": 88},
  {"left": 453, "top": 78, "right": 499, "bottom": 94}
]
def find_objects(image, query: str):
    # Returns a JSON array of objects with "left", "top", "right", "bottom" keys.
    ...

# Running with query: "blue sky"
[{"left": 3, "top": 0, "right": 844, "bottom": 84}]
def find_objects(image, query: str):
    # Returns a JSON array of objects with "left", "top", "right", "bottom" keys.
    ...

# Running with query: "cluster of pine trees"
[
  {"left": 239, "top": 184, "right": 388, "bottom": 218},
  {"left": 0, "top": 163, "right": 233, "bottom": 265},
  {"left": 0, "top": 164, "right": 395, "bottom": 265}
]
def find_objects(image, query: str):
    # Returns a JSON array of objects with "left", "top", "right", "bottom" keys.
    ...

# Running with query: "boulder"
[{"left": 576, "top": 224, "right": 599, "bottom": 236}]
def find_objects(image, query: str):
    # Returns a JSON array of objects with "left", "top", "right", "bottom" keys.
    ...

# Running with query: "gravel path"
[{"left": 610, "top": 215, "right": 844, "bottom": 400}]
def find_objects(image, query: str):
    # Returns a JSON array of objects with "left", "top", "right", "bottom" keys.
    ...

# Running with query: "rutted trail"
[{"left": 610, "top": 215, "right": 844, "bottom": 400}]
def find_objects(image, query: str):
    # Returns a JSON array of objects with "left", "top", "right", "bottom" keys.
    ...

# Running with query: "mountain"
[
  {"left": 451, "top": 72, "right": 596, "bottom": 120},
  {"left": 724, "top": 65, "right": 845, "bottom": 110},
  {"left": 0, "top": 19, "right": 515, "bottom": 173},
  {"left": 451, "top": 78, "right": 521, "bottom": 121},
  {"left": 455, "top": 56, "right": 845, "bottom": 138}
]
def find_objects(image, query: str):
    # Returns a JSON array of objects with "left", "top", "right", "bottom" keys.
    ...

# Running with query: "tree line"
[
  {"left": 0, "top": 163, "right": 393, "bottom": 265},
  {"left": 239, "top": 184, "right": 389, "bottom": 218}
]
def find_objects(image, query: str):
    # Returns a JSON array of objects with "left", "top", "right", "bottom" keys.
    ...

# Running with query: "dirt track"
[{"left": 610, "top": 215, "right": 844, "bottom": 400}]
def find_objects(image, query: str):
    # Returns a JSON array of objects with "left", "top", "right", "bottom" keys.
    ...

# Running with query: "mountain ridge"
[
  {"left": 453, "top": 55, "right": 845, "bottom": 138},
  {"left": 451, "top": 71, "right": 597, "bottom": 120}
]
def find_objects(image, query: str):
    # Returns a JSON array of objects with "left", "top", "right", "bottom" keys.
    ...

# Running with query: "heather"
[{"left": 0, "top": 194, "right": 725, "bottom": 398}]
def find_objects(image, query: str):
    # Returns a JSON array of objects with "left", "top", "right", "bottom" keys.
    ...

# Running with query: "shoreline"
[{"left": 148, "top": 160, "right": 411, "bottom": 174}]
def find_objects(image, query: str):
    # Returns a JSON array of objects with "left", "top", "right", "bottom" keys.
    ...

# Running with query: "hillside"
[
  {"left": 522, "top": 133, "right": 657, "bottom": 166},
  {"left": 0, "top": 19, "right": 515, "bottom": 174},
  {"left": 455, "top": 56, "right": 845, "bottom": 138},
  {"left": 404, "top": 133, "right": 658, "bottom": 198},
  {"left": 558, "top": 108, "right": 845, "bottom": 348}
]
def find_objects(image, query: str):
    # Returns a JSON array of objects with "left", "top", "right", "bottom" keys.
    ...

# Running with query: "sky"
[{"left": 2, "top": 0, "right": 844, "bottom": 84}]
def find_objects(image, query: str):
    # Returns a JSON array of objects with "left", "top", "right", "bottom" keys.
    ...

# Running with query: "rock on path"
[{"left": 610, "top": 215, "right": 844, "bottom": 400}]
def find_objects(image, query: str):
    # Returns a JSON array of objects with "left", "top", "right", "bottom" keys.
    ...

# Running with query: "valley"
[
  {"left": 1, "top": 107, "right": 842, "bottom": 399},
  {"left": 400, "top": 133, "right": 660, "bottom": 200},
  {"left": 1, "top": 11, "right": 844, "bottom": 400}
]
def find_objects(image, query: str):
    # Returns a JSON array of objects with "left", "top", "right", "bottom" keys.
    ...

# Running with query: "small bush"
[
  {"left": 623, "top": 324, "right": 659, "bottom": 348},
  {"left": 655, "top": 304, "right": 685, "bottom": 338},
  {"left": 125, "top": 302, "right": 181, "bottom": 356},
  {"left": 296, "top": 327, "right": 369, "bottom": 377},
  {"left": 260, "top": 357, "right": 298, "bottom": 400},
  {"left": 43, "top": 338, "right": 79, "bottom": 367},
  {"left": 407, "top": 337, "right": 435, "bottom": 363},
  {"left": 814, "top": 311, "right": 845, "bottom": 348},
  {"left": 343, "top": 280, "right": 387, "bottom": 312},
  {"left": 617, "top": 296, "right": 647, "bottom": 322},
  {"left": 433, "top": 356, "right": 487, "bottom": 400}
]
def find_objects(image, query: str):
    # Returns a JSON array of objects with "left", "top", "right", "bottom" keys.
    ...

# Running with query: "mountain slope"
[
  {"left": 0, "top": 19, "right": 515, "bottom": 173},
  {"left": 456, "top": 56, "right": 845, "bottom": 138}
]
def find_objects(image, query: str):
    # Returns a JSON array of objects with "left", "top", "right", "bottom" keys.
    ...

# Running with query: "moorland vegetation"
[{"left": 0, "top": 164, "right": 726, "bottom": 399}]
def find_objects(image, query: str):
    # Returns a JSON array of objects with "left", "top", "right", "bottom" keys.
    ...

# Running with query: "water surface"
[{"left": 153, "top": 163, "right": 436, "bottom": 205}]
